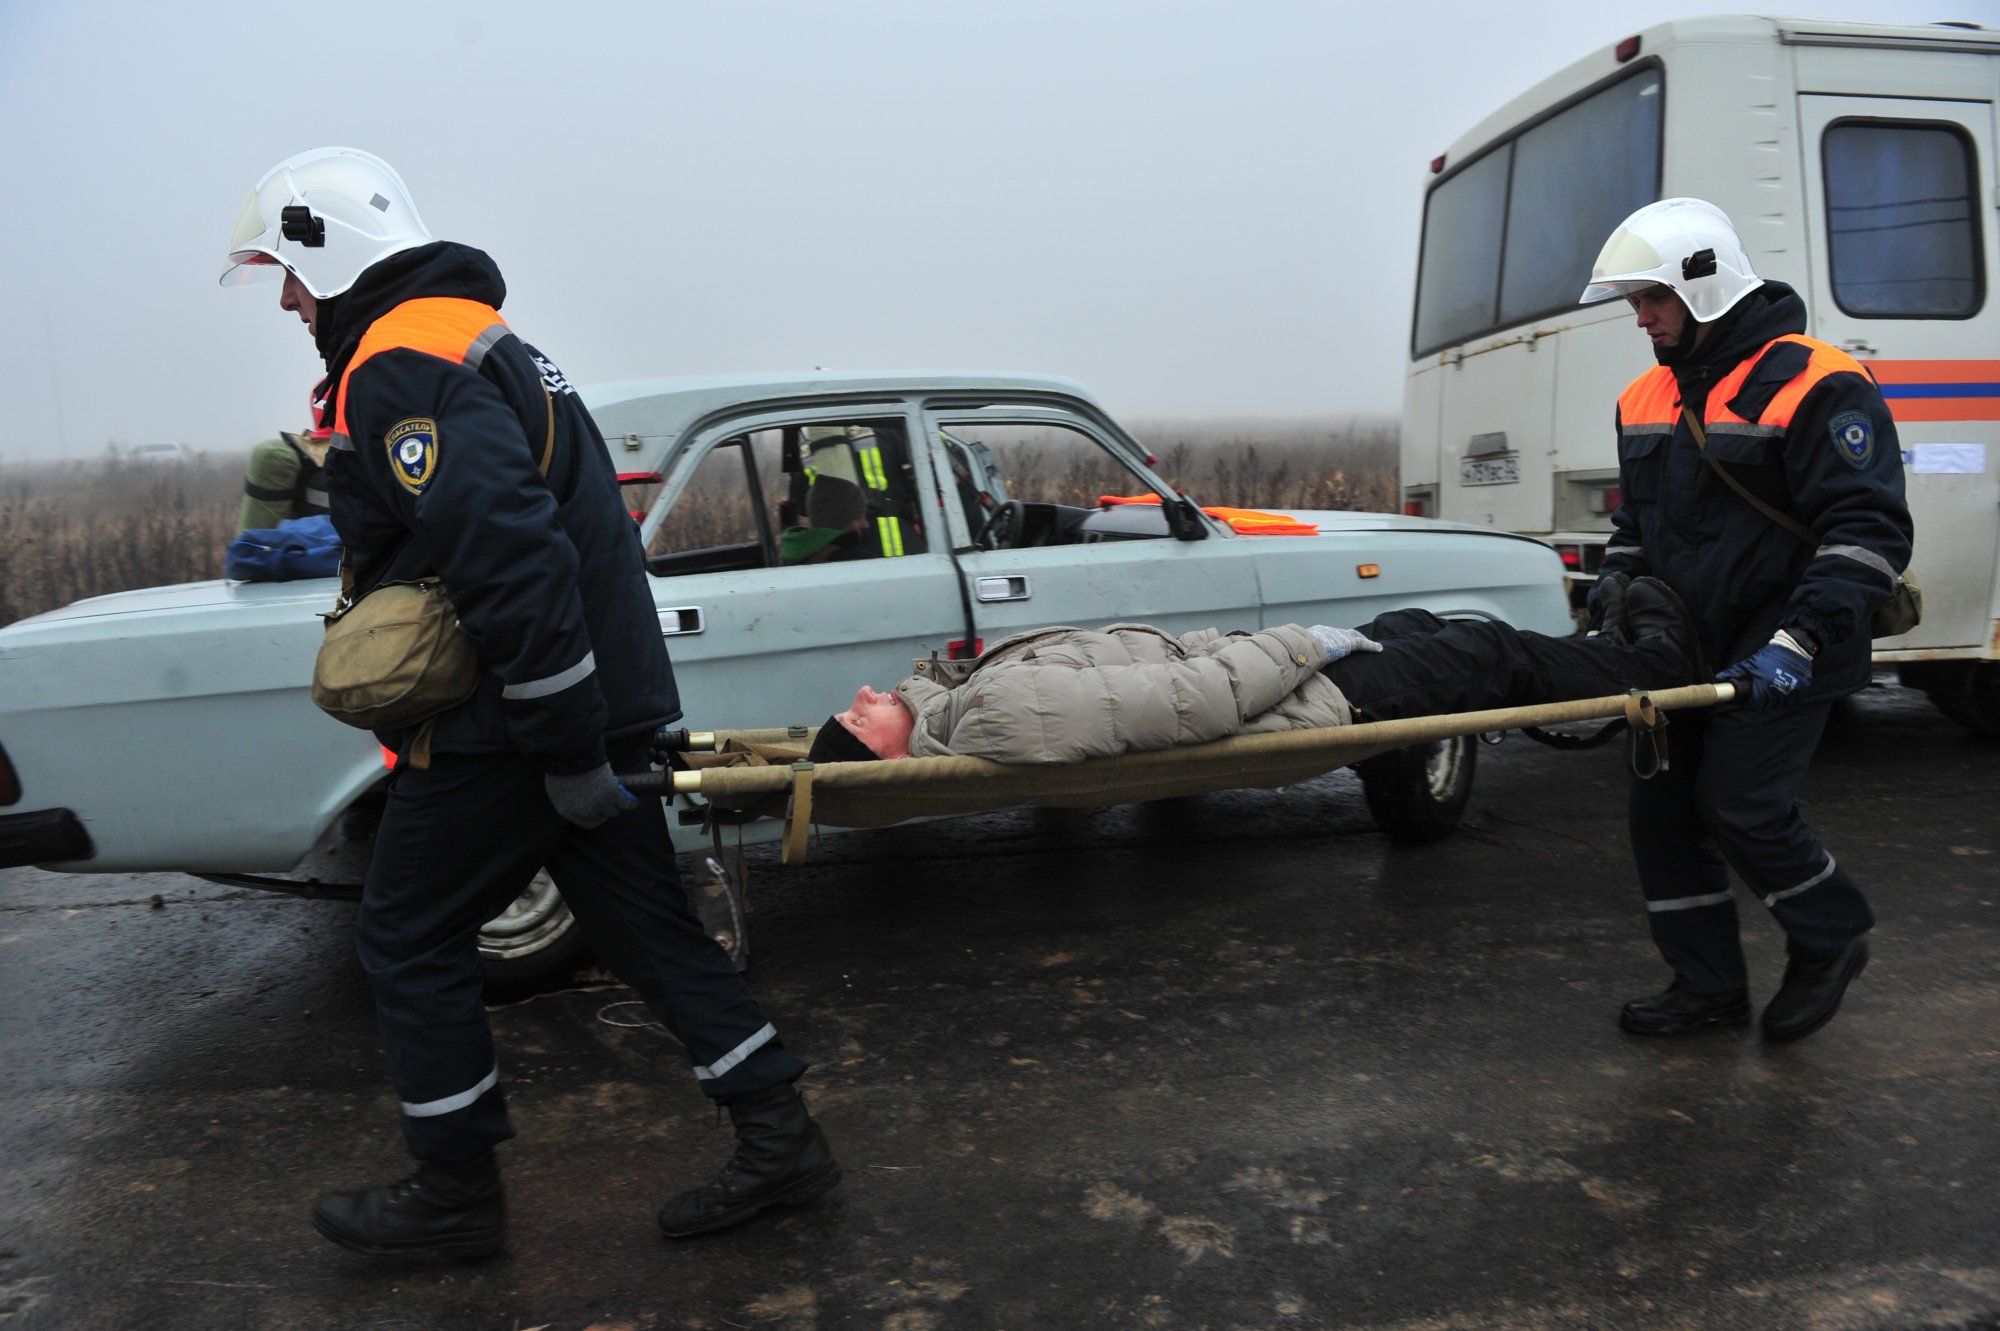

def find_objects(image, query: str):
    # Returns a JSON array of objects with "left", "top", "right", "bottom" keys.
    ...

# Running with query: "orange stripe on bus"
[
  {"left": 1864, "top": 360, "right": 2000, "bottom": 385},
  {"left": 1888, "top": 399, "right": 2000, "bottom": 424}
]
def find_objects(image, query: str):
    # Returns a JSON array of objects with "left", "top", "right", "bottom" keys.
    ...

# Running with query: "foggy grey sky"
[{"left": 0, "top": 0, "right": 1971, "bottom": 460}]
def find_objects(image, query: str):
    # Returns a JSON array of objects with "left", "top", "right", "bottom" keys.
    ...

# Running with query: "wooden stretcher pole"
[{"left": 664, "top": 682, "right": 1738, "bottom": 805}]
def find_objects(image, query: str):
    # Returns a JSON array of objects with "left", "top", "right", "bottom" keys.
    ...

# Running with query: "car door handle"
[
  {"left": 657, "top": 606, "right": 705, "bottom": 636},
  {"left": 974, "top": 576, "right": 1030, "bottom": 603}
]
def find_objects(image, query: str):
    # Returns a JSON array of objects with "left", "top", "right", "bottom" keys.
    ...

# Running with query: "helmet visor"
[{"left": 219, "top": 250, "right": 287, "bottom": 287}]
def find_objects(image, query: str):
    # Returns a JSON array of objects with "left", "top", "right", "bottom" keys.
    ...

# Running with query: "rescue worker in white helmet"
[
  {"left": 221, "top": 146, "right": 839, "bottom": 1259},
  {"left": 235, "top": 378, "right": 333, "bottom": 534},
  {"left": 1578, "top": 197, "right": 1913, "bottom": 1042}
]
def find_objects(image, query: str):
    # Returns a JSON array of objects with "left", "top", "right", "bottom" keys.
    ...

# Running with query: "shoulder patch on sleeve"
[
  {"left": 1828, "top": 409, "right": 1874, "bottom": 468},
  {"left": 385, "top": 417, "right": 439, "bottom": 494}
]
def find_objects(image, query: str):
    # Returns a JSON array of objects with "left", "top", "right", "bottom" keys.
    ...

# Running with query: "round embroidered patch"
[
  {"left": 1828, "top": 410, "right": 1874, "bottom": 468},
  {"left": 385, "top": 417, "right": 439, "bottom": 493}
]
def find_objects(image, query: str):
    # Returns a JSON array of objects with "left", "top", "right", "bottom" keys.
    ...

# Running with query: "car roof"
[{"left": 582, "top": 370, "right": 1102, "bottom": 452}]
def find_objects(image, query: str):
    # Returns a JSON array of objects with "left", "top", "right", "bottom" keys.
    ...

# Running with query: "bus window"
[
  {"left": 1824, "top": 121, "right": 1983, "bottom": 319},
  {"left": 1499, "top": 71, "right": 1661, "bottom": 326},
  {"left": 1412, "top": 150, "right": 1509, "bottom": 356},
  {"left": 1412, "top": 66, "right": 1662, "bottom": 357}
]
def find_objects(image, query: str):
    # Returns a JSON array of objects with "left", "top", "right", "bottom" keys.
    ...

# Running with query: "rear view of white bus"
[{"left": 1400, "top": 14, "right": 2000, "bottom": 731}]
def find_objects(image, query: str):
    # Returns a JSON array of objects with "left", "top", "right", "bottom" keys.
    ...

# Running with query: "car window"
[
  {"left": 645, "top": 435, "right": 780, "bottom": 577},
  {"left": 644, "top": 416, "right": 929, "bottom": 577},
  {"left": 931, "top": 419, "right": 1172, "bottom": 547}
]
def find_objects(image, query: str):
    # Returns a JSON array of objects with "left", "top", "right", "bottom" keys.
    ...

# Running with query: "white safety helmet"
[
  {"left": 1578, "top": 197, "right": 1761, "bottom": 323},
  {"left": 219, "top": 147, "right": 433, "bottom": 299}
]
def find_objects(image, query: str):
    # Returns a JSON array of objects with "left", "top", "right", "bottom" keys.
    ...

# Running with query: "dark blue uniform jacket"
[
  {"left": 1597, "top": 281, "right": 1914, "bottom": 703},
  {"left": 319, "top": 242, "right": 679, "bottom": 772}
]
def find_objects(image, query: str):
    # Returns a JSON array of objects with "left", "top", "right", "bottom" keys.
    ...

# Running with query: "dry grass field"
[
  {"left": 0, "top": 418, "right": 1397, "bottom": 629},
  {"left": 0, "top": 453, "right": 242, "bottom": 629}
]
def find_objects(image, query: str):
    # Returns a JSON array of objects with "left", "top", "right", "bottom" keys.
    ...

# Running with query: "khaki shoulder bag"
[
  {"left": 310, "top": 386, "right": 558, "bottom": 763},
  {"left": 1682, "top": 407, "right": 1921, "bottom": 640}
]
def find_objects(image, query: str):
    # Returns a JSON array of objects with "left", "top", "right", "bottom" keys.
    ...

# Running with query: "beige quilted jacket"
[{"left": 894, "top": 623, "right": 1351, "bottom": 764}]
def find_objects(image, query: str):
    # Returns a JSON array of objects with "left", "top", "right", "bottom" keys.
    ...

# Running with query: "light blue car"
[{"left": 0, "top": 372, "right": 1571, "bottom": 991}]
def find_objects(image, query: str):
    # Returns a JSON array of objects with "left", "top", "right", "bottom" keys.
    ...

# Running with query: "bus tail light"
[
  {"left": 1589, "top": 486, "right": 1622, "bottom": 514},
  {"left": 1403, "top": 488, "right": 1435, "bottom": 519},
  {"left": 1615, "top": 35, "right": 1642, "bottom": 62}
]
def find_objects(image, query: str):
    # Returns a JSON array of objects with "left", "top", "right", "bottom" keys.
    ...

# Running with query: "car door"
[
  {"left": 637, "top": 409, "right": 966, "bottom": 735},
  {"left": 919, "top": 403, "right": 1264, "bottom": 647}
]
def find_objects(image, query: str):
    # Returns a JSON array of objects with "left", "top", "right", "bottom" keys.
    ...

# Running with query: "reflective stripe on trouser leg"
[
  {"left": 1629, "top": 707, "right": 1749, "bottom": 992},
  {"left": 404, "top": 1065, "right": 500, "bottom": 1117},
  {"left": 358, "top": 750, "right": 570, "bottom": 1162},
  {"left": 1693, "top": 701, "right": 1873, "bottom": 961},
  {"left": 544, "top": 738, "right": 807, "bottom": 1100}
]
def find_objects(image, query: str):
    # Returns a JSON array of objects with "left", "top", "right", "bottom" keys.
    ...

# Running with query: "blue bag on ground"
[{"left": 226, "top": 515, "right": 343, "bottom": 582}]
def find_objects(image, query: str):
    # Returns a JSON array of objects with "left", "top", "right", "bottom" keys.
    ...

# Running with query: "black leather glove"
[
  {"left": 1587, "top": 571, "right": 1631, "bottom": 638},
  {"left": 544, "top": 763, "right": 639, "bottom": 829}
]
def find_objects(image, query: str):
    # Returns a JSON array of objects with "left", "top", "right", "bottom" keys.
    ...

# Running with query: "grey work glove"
[
  {"left": 544, "top": 763, "right": 639, "bottom": 829},
  {"left": 1307, "top": 625, "right": 1385, "bottom": 663}
]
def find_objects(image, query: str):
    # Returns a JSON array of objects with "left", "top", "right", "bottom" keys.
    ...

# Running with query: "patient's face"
[{"left": 837, "top": 685, "right": 915, "bottom": 759}]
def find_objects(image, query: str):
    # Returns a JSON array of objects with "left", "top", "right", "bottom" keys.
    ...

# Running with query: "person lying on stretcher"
[{"left": 807, "top": 576, "right": 1708, "bottom": 765}]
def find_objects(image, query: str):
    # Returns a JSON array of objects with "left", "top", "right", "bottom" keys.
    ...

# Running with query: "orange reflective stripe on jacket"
[
  {"left": 1617, "top": 334, "right": 1870, "bottom": 434},
  {"left": 332, "top": 298, "right": 511, "bottom": 437}
]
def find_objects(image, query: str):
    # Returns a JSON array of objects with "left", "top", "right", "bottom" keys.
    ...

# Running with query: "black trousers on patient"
[{"left": 1321, "top": 609, "right": 1690, "bottom": 721}]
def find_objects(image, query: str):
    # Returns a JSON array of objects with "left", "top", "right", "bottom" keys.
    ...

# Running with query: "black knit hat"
[{"left": 808, "top": 715, "right": 880, "bottom": 764}]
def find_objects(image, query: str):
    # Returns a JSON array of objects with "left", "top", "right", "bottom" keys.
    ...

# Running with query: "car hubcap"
[
  {"left": 1425, "top": 737, "right": 1466, "bottom": 800},
  {"left": 478, "top": 870, "right": 573, "bottom": 961}
]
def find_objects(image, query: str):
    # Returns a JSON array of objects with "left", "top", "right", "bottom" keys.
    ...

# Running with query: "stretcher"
[{"left": 627, "top": 681, "right": 1736, "bottom": 869}]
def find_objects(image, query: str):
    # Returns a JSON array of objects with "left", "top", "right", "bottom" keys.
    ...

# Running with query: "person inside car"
[{"left": 807, "top": 576, "right": 1704, "bottom": 765}]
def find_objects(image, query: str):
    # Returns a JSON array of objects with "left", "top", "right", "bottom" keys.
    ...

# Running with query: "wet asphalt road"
[{"left": 2, "top": 677, "right": 1997, "bottom": 1331}]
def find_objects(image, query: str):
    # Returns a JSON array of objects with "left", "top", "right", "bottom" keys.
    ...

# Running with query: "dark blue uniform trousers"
[
  {"left": 358, "top": 738, "right": 805, "bottom": 1163},
  {"left": 1627, "top": 700, "right": 1873, "bottom": 994},
  {"left": 1326, "top": 610, "right": 1873, "bottom": 993}
]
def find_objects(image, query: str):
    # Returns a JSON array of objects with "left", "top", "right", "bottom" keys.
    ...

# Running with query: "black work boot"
[
  {"left": 311, "top": 1152, "right": 505, "bottom": 1259},
  {"left": 657, "top": 1082, "right": 841, "bottom": 1238},
  {"left": 1620, "top": 576, "right": 1710, "bottom": 681},
  {"left": 1763, "top": 936, "right": 1870, "bottom": 1043},
  {"left": 1619, "top": 978, "right": 1751, "bottom": 1036}
]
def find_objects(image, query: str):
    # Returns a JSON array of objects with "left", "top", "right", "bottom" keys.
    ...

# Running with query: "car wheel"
[
  {"left": 1901, "top": 661, "right": 2000, "bottom": 737},
  {"left": 1356, "top": 734, "right": 1476, "bottom": 843},
  {"left": 478, "top": 869, "right": 592, "bottom": 999}
]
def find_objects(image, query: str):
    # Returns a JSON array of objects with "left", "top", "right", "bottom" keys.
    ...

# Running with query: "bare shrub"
[
  {"left": 0, "top": 453, "right": 241, "bottom": 627},
  {"left": 999, "top": 415, "right": 1399, "bottom": 514}
]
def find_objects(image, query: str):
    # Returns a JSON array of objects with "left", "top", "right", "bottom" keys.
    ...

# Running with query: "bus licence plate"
[{"left": 1460, "top": 456, "right": 1520, "bottom": 487}]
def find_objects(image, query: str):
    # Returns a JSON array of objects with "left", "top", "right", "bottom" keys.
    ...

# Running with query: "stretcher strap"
[
  {"left": 782, "top": 761, "right": 814, "bottom": 864},
  {"left": 1623, "top": 690, "right": 1668, "bottom": 780}
]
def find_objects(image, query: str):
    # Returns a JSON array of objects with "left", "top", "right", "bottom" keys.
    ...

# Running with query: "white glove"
[{"left": 1307, "top": 625, "right": 1384, "bottom": 662}]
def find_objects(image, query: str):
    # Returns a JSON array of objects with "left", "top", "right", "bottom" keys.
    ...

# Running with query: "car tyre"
[
  {"left": 478, "top": 869, "right": 592, "bottom": 1000},
  {"left": 1900, "top": 661, "right": 2000, "bottom": 738},
  {"left": 1356, "top": 734, "right": 1476, "bottom": 843}
]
